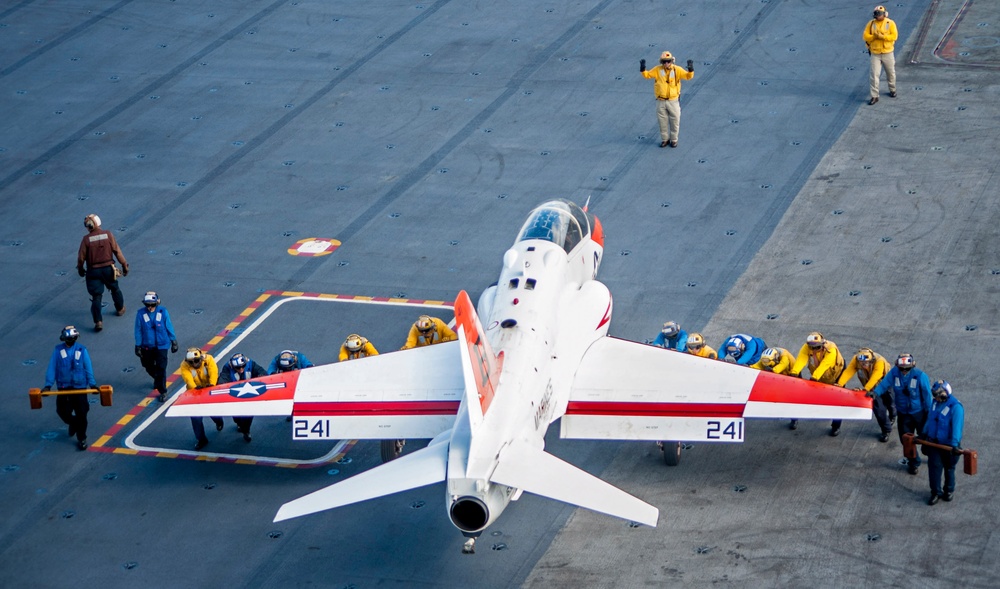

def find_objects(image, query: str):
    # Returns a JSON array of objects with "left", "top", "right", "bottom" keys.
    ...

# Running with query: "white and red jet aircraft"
[{"left": 168, "top": 199, "right": 871, "bottom": 552}]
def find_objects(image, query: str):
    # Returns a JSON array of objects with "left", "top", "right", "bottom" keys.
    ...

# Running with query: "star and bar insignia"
[{"left": 209, "top": 381, "right": 287, "bottom": 399}]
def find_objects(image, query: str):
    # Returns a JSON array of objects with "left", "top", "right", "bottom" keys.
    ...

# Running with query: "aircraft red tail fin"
[{"left": 453, "top": 290, "right": 503, "bottom": 416}]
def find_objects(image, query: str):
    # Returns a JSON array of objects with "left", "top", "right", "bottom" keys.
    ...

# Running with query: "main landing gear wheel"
[
  {"left": 380, "top": 439, "right": 405, "bottom": 463},
  {"left": 659, "top": 441, "right": 681, "bottom": 466}
]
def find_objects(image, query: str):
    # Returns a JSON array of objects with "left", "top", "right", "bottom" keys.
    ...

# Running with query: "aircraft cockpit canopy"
[{"left": 516, "top": 200, "right": 593, "bottom": 254}]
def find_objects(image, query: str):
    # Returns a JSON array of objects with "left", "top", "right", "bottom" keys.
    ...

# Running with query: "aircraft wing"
[
  {"left": 560, "top": 337, "right": 871, "bottom": 442},
  {"left": 166, "top": 370, "right": 299, "bottom": 418},
  {"left": 168, "top": 342, "right": 464, "bottom": 440}
]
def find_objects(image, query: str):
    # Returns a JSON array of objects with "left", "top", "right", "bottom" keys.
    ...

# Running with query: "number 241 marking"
[{"left": 707, "top": 420, "right": 743, "bottom": 440}]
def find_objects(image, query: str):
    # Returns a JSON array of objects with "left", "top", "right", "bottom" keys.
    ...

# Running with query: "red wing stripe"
[
  {"left": 749, "top": 371, "right": 871, "bottom": 408},
  {"left": 295, "top": 401, "right": 461, "bottom": 417},
  {"left": 565, "top": 401, "right": 745, "bottom": 418}
]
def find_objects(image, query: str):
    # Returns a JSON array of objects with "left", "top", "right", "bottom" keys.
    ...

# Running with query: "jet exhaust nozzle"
[{"left": 450, "top": 496, "right": 489, "bottom": 533}]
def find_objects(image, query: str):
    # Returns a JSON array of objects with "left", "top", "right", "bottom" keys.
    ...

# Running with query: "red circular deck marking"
[{"left": 287, "top": 238, "right": 341, "bottom": 257}]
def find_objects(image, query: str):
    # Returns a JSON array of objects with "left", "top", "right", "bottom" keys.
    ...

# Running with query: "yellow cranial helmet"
[
  {"left": 416, "top": 315, "right": 434, "bottom": 333},
  {"left": 687, "top": 333, "right": 705, "bottom": 348},
  {"left": 760, "top": 347, "right": 781, "bottom": 367},
  {"left": 345, "top": 334, "right": 364, "bottom": 352},
  {"left": 806, "top": 332, "right": 825, "bottom": 348},
  {"left": 873, "top": 5, "right": 887, "bottom": 16},
  {"left": 660, "top": 51, "right": 674, "bottom": 62},
  {"left": 185, "top": 348, "right": 204, "bottom": 366}
]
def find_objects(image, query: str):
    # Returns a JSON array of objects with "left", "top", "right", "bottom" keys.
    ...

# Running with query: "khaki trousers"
[
  {"left": 869, "top": 52, "right": 896, "bottom": 98},
  {"left": 656, "top": 98, "right": 681, "bottom": 142}
]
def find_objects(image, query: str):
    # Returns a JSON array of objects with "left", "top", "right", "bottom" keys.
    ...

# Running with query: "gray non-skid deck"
[{"left": 2, "top": 1, "right": 998, "bottom": 587}]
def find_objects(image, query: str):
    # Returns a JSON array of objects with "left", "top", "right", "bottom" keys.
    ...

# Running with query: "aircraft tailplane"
[
  {"left": 490, "top": 439, "right": 659, "bottom": 527},
  {"left": 273, "top": 436, "right": 449, "bottom": 522}
]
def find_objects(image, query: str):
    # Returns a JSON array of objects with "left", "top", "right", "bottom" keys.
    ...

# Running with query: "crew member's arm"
[
  {"left": 810, "top": 344, "right": 838, "bottom": 381},
  {"left": 948, "top": 403, "right": 964, "bottom": 449},
  {"left": 206, "top": 356, "right": 219, "bottom": 387},
  {"left": 863, "top": 21, "right": 877, "bottom": 44},
  {"left": 180, "top": 363, "right": 197, "bottom": 390},
  {"left": 861, "top": 360, "right": 889, "bottom": 391},
  {"left": 775, "top": 352, "right": 794, "bottom": 375},
  {"left": 108, "top": 232, "right": 128, "bottom": 272},
  {"left": 402, "top": 326, "right": 420, "bottom": 350},
  {"left": 836, "top": 358, "right": 858, "bottom": 387},
  {"left": 885, "top": 21, "right": 898, "bottom": 43},
  {"left": 44, "top": 348, "right": 59, "bottom": 389},
  {"left": 162, "top": 308, "right": 177, "bottom": 347},
  {"left": 435, "top": 318, "right": 457, "bottom": 342},
  {"left": 217, "top": 366, "right": 234, "bottom": 385},
  {"left": 77, "top": 237, "right": 88, "bottom": 276},
  {"left": 917, "top": 372, "right": 933, "bottom": 413},
  {"left": 790, "top": 344, "right": 810, "bottom": 377},
  {"left": 82, "top": 348, "right": 97, "bottom": 388}
]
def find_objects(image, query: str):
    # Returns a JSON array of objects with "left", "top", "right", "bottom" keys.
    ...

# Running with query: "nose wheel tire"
[
  {"left": 659, "top": 441, "right": 681, "bottom": 466},
  {"left": 381, "top": 439, "right": 405, "bottom": 463}
]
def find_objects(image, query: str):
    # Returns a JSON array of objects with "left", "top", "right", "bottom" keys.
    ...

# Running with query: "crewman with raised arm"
[{"left": 640, "top": 50, "right": 695, "bottom": 148}]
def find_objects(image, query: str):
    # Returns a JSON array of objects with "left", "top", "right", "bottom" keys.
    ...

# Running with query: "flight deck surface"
[{"left": 2, "top": 1, "right": 998, "bottom": 587}]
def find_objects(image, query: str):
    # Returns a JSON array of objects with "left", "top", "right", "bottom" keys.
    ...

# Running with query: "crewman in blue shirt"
[
  {"left": 218, "top": 353, "right": 268, "bottom": 443},
  {"left": 922, "top": 380, "right": 964, "bottom": 505},
  {"left": 268, "top": 350, "right": 314, "bottom": 375},
  {"left": 269, "top": 350, "right": 314, "bottom": 422},
  {"left": 872, "top": 353, "right": 932, "bottom": 474},
  {"left": 42, "top": 326, "right": 97, "bottom": 450},
  {"left": 720, "top": 333, "right": 767, "bottom": 366},
  {"left": 134, "top": 291, "right": 178, "bottom": 402},
  {"left": 653, "top": 321, "right": 688, "bottom": 351}
]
